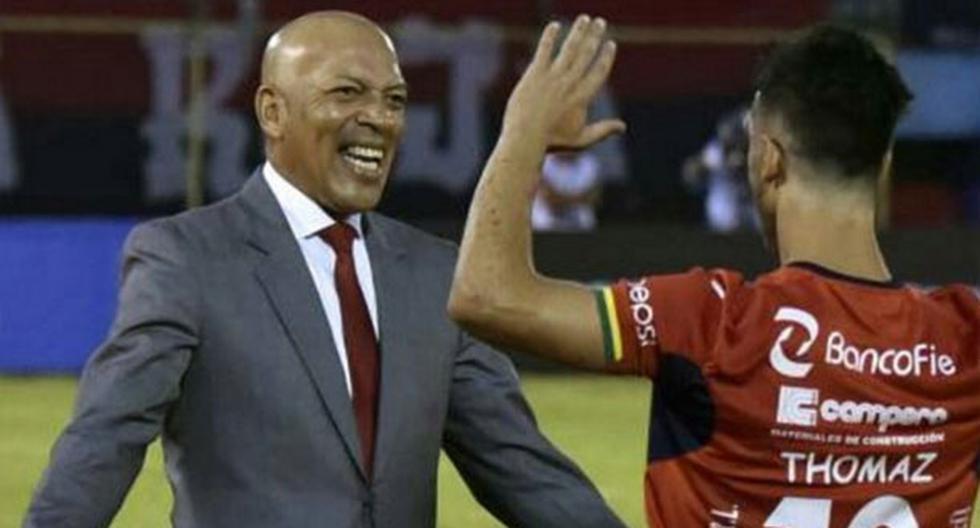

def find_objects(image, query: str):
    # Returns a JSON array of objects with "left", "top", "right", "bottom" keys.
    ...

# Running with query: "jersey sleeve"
[{"left": 594, "top": 267, "right": 744, "bottom": 378}]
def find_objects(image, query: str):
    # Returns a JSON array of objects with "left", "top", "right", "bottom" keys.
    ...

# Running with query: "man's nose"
[{"left": 355, "top": 97, "right": 399, "bottom": 132}]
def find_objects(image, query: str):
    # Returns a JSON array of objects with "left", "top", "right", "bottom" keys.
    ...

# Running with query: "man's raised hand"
[{"left": 503, "top": 15, "right": 626, "bottom": 152}]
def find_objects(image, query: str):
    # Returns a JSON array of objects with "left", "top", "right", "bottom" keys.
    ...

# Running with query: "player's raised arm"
[{"left": 448, "top": 15, "right": 625, "bottom": 370}]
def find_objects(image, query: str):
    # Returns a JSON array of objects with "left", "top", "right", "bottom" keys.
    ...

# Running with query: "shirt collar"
[{"left": 262, "top": 161, "right": 363, "bottom": 241}]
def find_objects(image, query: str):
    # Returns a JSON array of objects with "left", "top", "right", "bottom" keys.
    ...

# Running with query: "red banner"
[{"left": 0, "top": 1, "right": 828, "bottom": 111}]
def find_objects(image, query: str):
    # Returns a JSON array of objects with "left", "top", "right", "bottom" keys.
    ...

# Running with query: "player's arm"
[{"left": 448, "top": 16, "right": 625, "bottom": 371}]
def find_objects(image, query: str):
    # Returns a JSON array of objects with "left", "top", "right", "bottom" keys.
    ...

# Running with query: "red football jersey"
[{"left": 595, "top": 262, "right": 980, "bottom": 528}]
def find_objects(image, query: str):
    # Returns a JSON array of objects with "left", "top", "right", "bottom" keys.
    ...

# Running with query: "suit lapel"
[
  {"left": 238, "top": 173, "right": 367, "bottom": 481},
  {"left": 364, "top": 214, "right": 415, "bottom": 478}
]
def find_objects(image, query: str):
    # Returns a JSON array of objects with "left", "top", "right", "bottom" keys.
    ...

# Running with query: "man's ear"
[
  {"left": 255, "top": 85, "right": 286, "bottom": 140},
  {"left": 876, "top": 148, "right": 894, "bottom": 228},
  {"left": 760, "top": 134, "right": 787, "bottom": 189},
  {"left": 880, "top": 149, "right": 893, "bottom": 184}
]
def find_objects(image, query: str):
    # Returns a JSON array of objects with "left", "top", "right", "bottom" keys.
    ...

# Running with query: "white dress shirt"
[{"left": 263, "top": 162, "right": 378, "bottom": 396}]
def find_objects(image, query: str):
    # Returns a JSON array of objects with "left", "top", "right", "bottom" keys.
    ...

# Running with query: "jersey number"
[{"left": 764, "top": 496, "right": 918, "bottom": 527}]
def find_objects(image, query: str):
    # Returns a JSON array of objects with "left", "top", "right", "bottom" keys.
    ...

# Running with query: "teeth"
[
  {"left": 346, "top": 145, "right": 384, "bottom": 161},
  {"left": 342, "top": 153, "right": 381, "bottom": 175}
]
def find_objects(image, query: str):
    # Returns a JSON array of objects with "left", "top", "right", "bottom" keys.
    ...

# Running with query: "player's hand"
[{"left": 502, "top": 15, "right": 626, "bottom": 151}]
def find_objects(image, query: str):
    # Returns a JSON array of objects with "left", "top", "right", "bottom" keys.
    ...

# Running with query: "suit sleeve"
[
  {"left": 442, "top": 331, "right": 624, "bottom": 528},
  {"left": 596, "top": 267, "right": 744, "bottom": 378},
  {"left": 25, "top": 221, "right": 198, "bottom": 528}
]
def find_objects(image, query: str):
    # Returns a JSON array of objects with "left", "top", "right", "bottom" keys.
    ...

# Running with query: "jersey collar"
[{"left": 786, "top": 261, "right": 902, "bottom": 289}]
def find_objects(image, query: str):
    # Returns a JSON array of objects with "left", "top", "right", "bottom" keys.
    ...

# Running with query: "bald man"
[{"left": 25, "top": 12, "right": 622, "bottom": 528}]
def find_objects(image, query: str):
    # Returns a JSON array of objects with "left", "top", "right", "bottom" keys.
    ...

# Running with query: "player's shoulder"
[
  {"left": 643, "top": 263, "right": 911, "bottom": 303},
  {"left": 916, "top": 282, "right": 980, "bottom": 321},
  {"left": 919, "top": 282, "right": 980, "bottom": 302},
  {"left": 752, "top": 263, "right": 980, "bottom": 326},
  {"left": 750, "top": 262, "right": 905, "bottom": 299},
  {"left": 646, "top": 266, "right": 747, "bottom": 292},
  {"left": 627, "top": 267, "right": 752, "bottom": 313}
]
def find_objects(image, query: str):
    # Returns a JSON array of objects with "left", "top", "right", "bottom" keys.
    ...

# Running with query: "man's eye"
[
  {"left": 334, "top": 86, "right": 359, "bottom": 97},
  {"left": 388, "top": 94, "right": 407, "bottom": 108}
]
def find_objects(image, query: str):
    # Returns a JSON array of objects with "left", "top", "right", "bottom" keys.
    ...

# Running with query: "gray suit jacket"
[{"left": 25, "top": 174, "right": 623, "bottom": 528}]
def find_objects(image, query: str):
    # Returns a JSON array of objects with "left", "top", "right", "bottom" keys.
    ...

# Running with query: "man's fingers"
[
  {"left": 552, "top": 15, "right": 591, "bottom": 73},
  {"left": 576, "top": 40, "right": 618, "bottom": 102},
  {"left": 577, "top": 119, "right": 627, "bottom": 148},
  {"left": 567, "top": 18, "right": 608, "bottom": 79},
  {"left": 531, "top": 21, "right": 561, "bottom": 69}
]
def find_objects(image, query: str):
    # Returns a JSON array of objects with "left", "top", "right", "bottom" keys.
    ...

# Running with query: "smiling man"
[
  {"left": 24, "top": 12, "right": 622, "bottom": 528},
  {"left": 255, "top": 13, "right": 406, "bottom": 214}
]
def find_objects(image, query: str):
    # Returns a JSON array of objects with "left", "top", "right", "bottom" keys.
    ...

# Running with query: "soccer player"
[{"left": 449, "top": 15, "right": 980, "bottom": 527}]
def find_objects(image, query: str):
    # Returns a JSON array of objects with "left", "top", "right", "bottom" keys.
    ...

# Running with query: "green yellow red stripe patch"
[{"left": 594, "top": 287, "right": 624, "bottom": 362}]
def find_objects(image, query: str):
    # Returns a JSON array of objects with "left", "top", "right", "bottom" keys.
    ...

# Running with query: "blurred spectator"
[
  {"left": 832, "top": 0, "right": 901, "bottom": 35},
  {"left": 532, "top": 151, "right": 602, "bottom": 232},
  {"left": 901, "top": 0, "right": 980, "bottom": 48},
  {"left": 0, "top": 41, "right": 17, "bottom": 192},
  {"left": 683, "top": 107, "right": 755, "bottom": 232},
  {"left": 958, "top": 141, "right": 980, "bottom": 225}
]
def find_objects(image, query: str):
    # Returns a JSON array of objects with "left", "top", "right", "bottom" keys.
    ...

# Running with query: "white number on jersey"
[{"left": 764, "top": 495, "right": 918, "bottom": 528}]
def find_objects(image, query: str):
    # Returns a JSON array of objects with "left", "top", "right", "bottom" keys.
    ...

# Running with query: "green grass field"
[
  {"left": 4, "top": 374, "right": 979, "bottom": 527},
  {"left": 0, "top": 373, "right": 649, "bottom": 527}
]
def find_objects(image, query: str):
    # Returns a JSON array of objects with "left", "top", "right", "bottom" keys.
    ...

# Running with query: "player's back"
[{"left": 599, "top": 262, "right": 980, "bottom": 527}]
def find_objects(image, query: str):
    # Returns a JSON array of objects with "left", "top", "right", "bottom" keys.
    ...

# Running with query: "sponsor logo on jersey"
[
  {"left": 768, "top": 306, "right": 957, "bottom": 379},
  {"left": 768, "top": 307, "right": 819, "bottom": 378},
  {"left": 776, "top": 385, "right": 819, "bottom": 426},
  {"left": 777, "top": 385, "right": 948, "bottom": 432},
  {"left": 825, "top": 331, "right": 957, "bottom": 377},
  {"left": 626, "top": 280, "right": 657, "bottom": 348}
]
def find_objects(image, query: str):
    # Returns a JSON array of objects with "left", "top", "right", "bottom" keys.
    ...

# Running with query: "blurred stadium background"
[{"left": 1, "top": 0, "right": 978, "bottom": 525}]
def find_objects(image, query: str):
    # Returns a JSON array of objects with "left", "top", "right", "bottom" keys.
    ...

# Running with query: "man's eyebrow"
[
  {"left": 384, "top": 82, "right": 409, "bottom": 93},
  {"left": 332, "top": 75, "right": 408, "bottom": 93},
  {"left": 334, "top": 75, "right": 367, "bottom": 86}
]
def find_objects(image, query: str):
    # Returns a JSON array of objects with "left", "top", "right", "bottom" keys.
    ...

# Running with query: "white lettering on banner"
[
  {"left": 0, "top": 87, "right": 18, "bottom": 192},
  {"left": 393, "top": 19, "right": 502, "bottom": 192},
  {"left": 825, "top": 331, "right": 957, "bottom": 377},
  {"left": 781, "top": 451, "right": 936, "bottom": 485},
  {"left": 141, "top": 27, "right": 250, "bottom": 202},
  {"left": 776, "top": 385, "right": 948, "bottom": 432},
  {"left": 627, "top": 280, "right": 657, "bottom": 347},
  {"left": 393, "top": 18, "right": 628, "bottom": 192},
  {"left": 134, "top": 16, "right": 627, "bottom": 200}
]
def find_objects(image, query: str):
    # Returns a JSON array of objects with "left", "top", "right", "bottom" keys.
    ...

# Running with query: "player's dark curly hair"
[{"left": 754, "top": 25, "right": 913, "bottom": 179}]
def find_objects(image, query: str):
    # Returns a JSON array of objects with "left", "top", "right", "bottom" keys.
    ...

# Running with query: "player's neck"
[{"left": 775, "top": 183, "right": 891, "bottom": 283}]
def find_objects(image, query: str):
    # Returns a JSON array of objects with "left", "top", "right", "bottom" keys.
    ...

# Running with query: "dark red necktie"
[{"left": 319, "top": 223, "right": 380, "bottom": 478}]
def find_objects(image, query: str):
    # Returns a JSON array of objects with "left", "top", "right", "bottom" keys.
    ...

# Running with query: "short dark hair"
[{"left": 754, "top": 25, "right": 913, "bottom": 178}]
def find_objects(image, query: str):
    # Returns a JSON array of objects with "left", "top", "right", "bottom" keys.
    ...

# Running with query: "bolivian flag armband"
[
  {"left": 595, "top": 286, "right": 625, "bottom": 363},
  {"left": 594, "top": 280, "right": 659, "bottom": 376}
]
